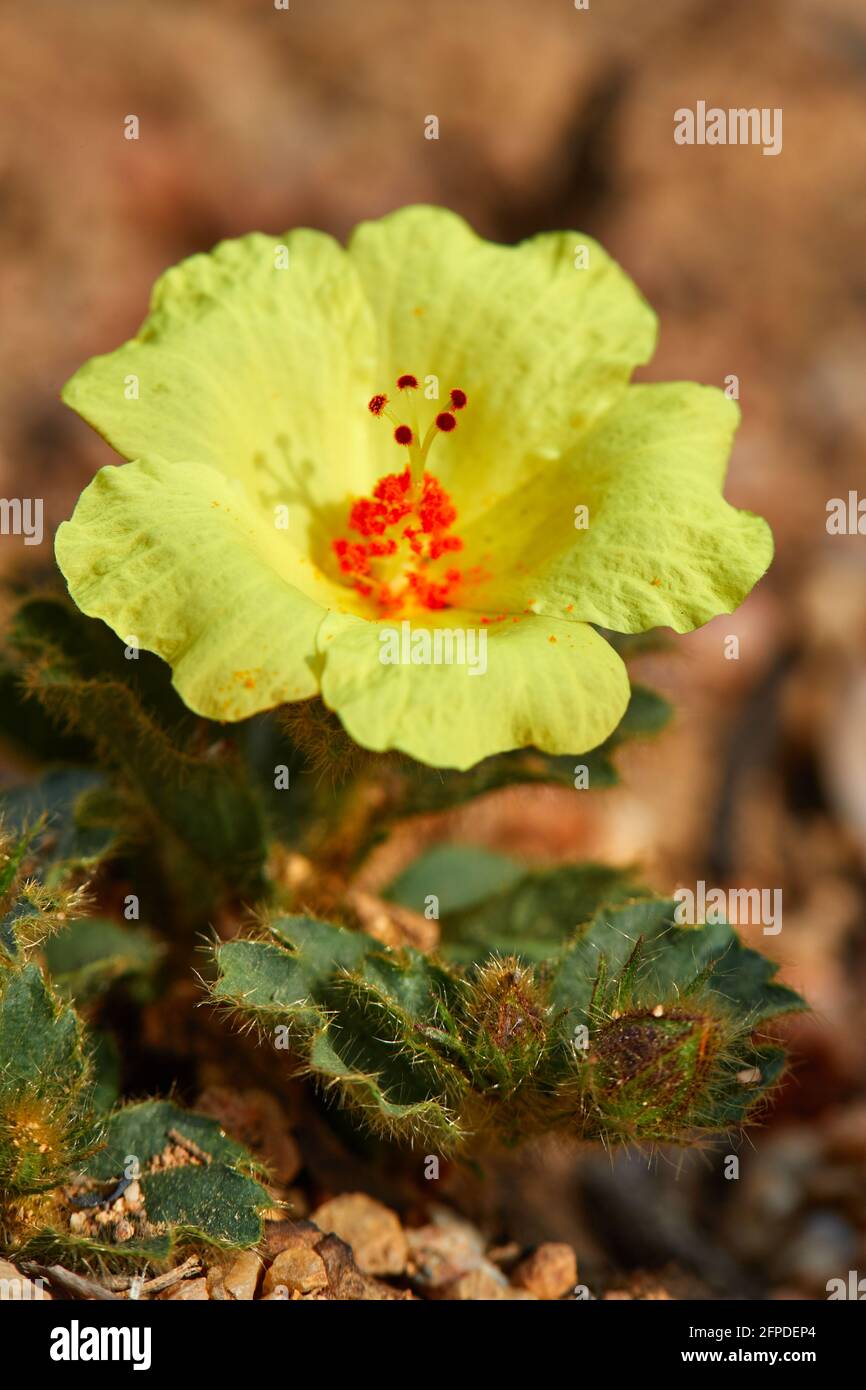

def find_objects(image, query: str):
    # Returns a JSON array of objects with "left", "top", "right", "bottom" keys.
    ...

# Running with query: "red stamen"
[
  {"left": 349, "top": 471, "right": 412, "bottom": 536},
  {"left": 373, "top": 470, "right": 412, "bottom": 505},
  {"left": 332, "top": 469, "right": 468, "bottom": 615},
  {"left": 332, "top": 538, "right": 373, "bottom": 577},
  {"left": 418, "top": 474, "right": 457, "bottom": 532},
  {"left": 331, "top": 386, "right": 477, "bottom": 615},
  {"left": 429, "top": 534, "right": 463, "bottom": 560}
]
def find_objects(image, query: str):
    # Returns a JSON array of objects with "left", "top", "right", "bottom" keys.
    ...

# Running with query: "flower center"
[{"left": 332, "top": 375, "right": 472, "bottom": 615}]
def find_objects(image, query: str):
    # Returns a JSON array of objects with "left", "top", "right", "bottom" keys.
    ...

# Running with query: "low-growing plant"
[
  {"left": 0, "top": 207, "right": 800, "bottom": 1273},
  {"left": 209, "top": 901, "right": 800, "bottom": 1154}
]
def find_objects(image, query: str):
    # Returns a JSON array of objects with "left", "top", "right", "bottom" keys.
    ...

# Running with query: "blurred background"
[{"left": 2, "top": 0, "right": 865, "bottom": 1298}]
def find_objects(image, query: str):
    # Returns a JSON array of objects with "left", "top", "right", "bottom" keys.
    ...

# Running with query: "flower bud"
[{"left": 586, "top": 1008, "right": 722, "bottom": 1142}]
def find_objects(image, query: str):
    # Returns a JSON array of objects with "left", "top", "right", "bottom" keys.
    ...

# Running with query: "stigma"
[{"left": 332, "top": 373, "right": 471, "bottom": 614}]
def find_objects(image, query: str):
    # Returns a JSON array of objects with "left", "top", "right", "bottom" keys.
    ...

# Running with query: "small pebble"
[
  {"left": 444, "top": 1267, "right": 535, "bottom": 1301},
  {"left": 511, "top": 1243, "right": 577, "bottom": 1300},
  {"left": 263, "top": 1246, "right": 328, "bottom": 1297},
  {"left": 223, "top": 1250, "right": 264, "bottom": 1301},
  {"left": 312, "top": 1193, "right": 408, "bottom": 1276}
]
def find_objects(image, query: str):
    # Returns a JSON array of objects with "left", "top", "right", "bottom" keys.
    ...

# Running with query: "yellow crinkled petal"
[
  {"left": 55, "top": 456, "right": 338, "bottom": 721},
  {"left": 317, "top": 609, "right": 630, "bottom": 770},
  {"left": 348, "top": 205, "right": 657, "bottom": 522},
  {"left": 61, "top": 230, "right": 380, "bottom": 566},
  {"left": 460, "top": 383, "right": 773, "bottom": 633}
]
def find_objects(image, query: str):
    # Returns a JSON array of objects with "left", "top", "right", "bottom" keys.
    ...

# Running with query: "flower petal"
[
  {"left": 348, "top": 205, "right": 657, "bottom": 519},
  {"left": 61, "top": 230, "right": 380, "bottom": 562},
  {"left": 55, "top": 456, "right": 334, "bottom": 721},
  {"left": 317, "top": 609, "right": 630, "bottom": 770},
  {"left": 461, "top": 383, "right": 773, "bottom": 633}
]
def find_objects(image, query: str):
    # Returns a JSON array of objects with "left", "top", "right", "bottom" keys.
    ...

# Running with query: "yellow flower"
[{"left": 56, "top": 207, "right": 772, "bottom": 769}]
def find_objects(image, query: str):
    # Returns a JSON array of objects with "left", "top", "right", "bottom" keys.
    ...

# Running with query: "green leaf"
[
  {"left": 214, "top": 920, "right": 367, "bottom": 1035},
  {"left": 37, "top": 1100, "right": 275, "bottom": 1267},
  {"left": 42, "top": 918, "right": 163, "bottom": 1004},
  {"left": 0, "top": 962, "right": 83, "bottom": 1095},
  {"left": 440, "top": 863, "right": 648, "bottom": 964},
  {"left": 0, "top": 650, "right": 91, "bottom": 765},
  {"left": 609, "top": 683, "right": 672, "bottom": 742},
  {"left": 0, "top": 814, "right": 97, "bottom": 966},
  {"left": 0, "top": 770, "right": 117, "bottom": 879},
  {"left": 11, "top": 598, "right": 267, "bottom": 911},
  {"left": 210, "top": 902, "right": 803, "bottom": 1154},
  {"left": 85, "top": 1099, "right": 263, "bottom": 1180},
  {"left": 385, "top": 845, "right": 526, "bottom": 917},
  {"left": 213, "top": 916, "right": 467, "bottom": 1147},
  {"left": 141, "top": 1163, "right": 268, "bottom": 1248},
  {"left": 707, "top": 1045, "right": 788, "bottom": 1128},
  {"left": 13, "top": 1227, "right": 173, "bottom": 1269},
  {"left": 8, "top": 1089, "right": 269, "bottom": 1268},
  {"left": 548, "top": 898, "right": 804, "bottom": 1037},
  {"left": 10, "top": 593, "right": 188, "bottom": 728},
  {"left": 88, "top": 1031, "right": 121, "bottom": 1114},
  {"left": 0, "top": 961, "right": 100, "bottom": 1196},
  {"left": 307, "top": 1024, "right": 462, "bottom": 1148},
  {"left": 215, "top": 915, "right": 457, "bottom": 1033}
]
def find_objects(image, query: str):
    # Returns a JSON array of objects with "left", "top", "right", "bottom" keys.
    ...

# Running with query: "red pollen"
[
  {"left": 348, "top": 469, "right": 412, "bottom": 535},
  {"left": 435, "top": 411, "right": 457, "bottom": 432},
  {"left": 331, "top": 466, "right": 472, "bottom": 616},
  {"left": 396, "top": 374, "right": 419, "bottom": 390},
  {"left": 450, "top": 388, "right": 468, "bottom": 410},
  {"left": 368, "top": 394, "right": 388, "bottom": 416},
  {"left": 394, "top": 425, "right": 414, "bottom": 446},
  {"left": 418, "top": 474, "right": 457, "bottom": 532},
  {"left": 373, "top": 468, "right": 412, "bottom": 505}
]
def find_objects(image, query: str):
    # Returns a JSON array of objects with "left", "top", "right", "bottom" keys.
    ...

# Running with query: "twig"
[
  {"left": 167, "top": 1127, "right": 211, "bottom": 1165},
  {"left": 39, "top": 1264, "right": 122, "bottom": 1301},
  {"left": 131, "top": 1257, "right": 203, "bottom": 1298}
]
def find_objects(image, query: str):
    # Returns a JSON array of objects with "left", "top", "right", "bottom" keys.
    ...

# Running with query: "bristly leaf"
[
  {"left": 42, "top": 918, "right": 163, "bottom": 1005},
  {"left": 84, "top": 1099, "right": 266, "bottom": 1180},
  {"left": 548, "top": 898, "right": 804, "bottom": 1035},
  {"left": 0, "top": 960, "right": 101, "bottom": 1200},
  {"left": 14, "top": 1099, "right": 272, "bottom": 1271},
  {"left": 210, "top": 905, "right": 803, "bottom": 1155},
  {"left": 212, "top": 915, "right": 468, "bottom": 1148},
  {"left": 0, "top": 771, "right": 117, "bottom": 883},
  {"left": 9, "top": 594, "right": 267, "bottom": 914},
  {"left": 435, "top": 862, "right": 649, "bottom": 963},
  {"left": 385, "top": 844, "right": 526, "bottom": 918},
  {"left": 0, "top": 820, "right": 92, "bottom": 961}
]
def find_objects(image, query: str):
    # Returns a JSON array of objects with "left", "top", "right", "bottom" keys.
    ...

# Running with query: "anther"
[
  {"left": 435, "top": 412, "right": 457, "bottom": 432},
  {"left": 368, "top": 394, "right": 388, "bottom": 416},
  {"left": 449, "top": 388, "right": 468, "bottom": 410},
  {"left": 394, "top": 424, "right": 414, "bottom": 446},
  {"left": 396, "top": 374, "right": 419, "bottom": 390}
]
